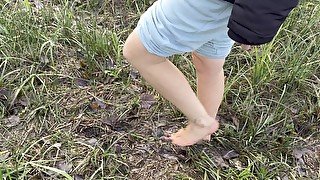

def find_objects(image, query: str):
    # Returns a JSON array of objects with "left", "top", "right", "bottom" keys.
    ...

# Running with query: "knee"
[
  {"left": 192, "top": 52, "right": 224, "bottom": 75},
  {"left": 122, "top": 37, "right": 134, "bottom": 61},
  {"left": 122, "top": 30, "right": 143, "bottom": 62},
  {"left": 123, "top": 31, "right": 151, "bottom": 65}
]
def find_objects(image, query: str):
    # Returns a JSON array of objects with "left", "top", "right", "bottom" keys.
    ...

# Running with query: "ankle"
[{"left": 192, "top": 114, "right": 214, "bottom": 127}]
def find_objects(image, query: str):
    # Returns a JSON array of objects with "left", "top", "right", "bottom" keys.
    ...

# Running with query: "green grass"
[{"left": 1, "top": 0, "right": 319, "bottom": 179}]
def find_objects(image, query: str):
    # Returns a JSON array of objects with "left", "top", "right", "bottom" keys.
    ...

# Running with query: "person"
[{"left": 122, "top": 0, "right": 298, "bottom": 146}]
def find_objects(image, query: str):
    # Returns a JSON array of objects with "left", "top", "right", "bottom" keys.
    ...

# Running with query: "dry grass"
[{"left": 0, "top": 0, "right": 319, "bottom": 179}]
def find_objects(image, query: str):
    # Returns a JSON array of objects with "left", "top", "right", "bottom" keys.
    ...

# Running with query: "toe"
[
  {"left": 171, "top": 137, "right": 189, "bottom": 147},
  {"left": 160, "top": 136, "right": 172, "bottom": 142},
  {"left": 203, "top": 135, "right": 211, "bottom": 141},
  {"left": 171, "top": 128, "right": 185, "bottom": 138}
]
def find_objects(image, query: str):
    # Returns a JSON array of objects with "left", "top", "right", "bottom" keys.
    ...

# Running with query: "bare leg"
[
  {"left": 191, "top": 52, "right": 225, "bottom": 140},
  {"left": 123, "top": 30, "right": 218, "bottom": 146}
]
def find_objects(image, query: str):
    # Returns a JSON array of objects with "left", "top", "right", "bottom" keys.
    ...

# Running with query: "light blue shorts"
[{"left": 136, "top": 0, "right": 234, "bottom": 59}]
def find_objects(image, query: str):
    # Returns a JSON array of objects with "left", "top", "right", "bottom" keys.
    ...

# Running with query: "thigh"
[
  {"left": 123, "top": 30, "right": 166, "bottom": 66},
  {"left": 192, "top": 52, "right": 225, "bottom": 75}
]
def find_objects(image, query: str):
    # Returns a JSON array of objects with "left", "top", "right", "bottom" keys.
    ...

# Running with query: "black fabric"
[
  {"left": 224, "top": 0, "right": 299, "bottom": 45},
  {"left": 223, "top": 0, "right": 235, "bottom": 3}
]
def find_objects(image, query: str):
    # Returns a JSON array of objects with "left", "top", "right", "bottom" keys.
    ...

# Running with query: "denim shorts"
[{"left": 136, "top": 0, "right": 234, "bottom": 59}]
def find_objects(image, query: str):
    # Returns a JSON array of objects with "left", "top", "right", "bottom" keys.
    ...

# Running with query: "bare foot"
[
  {"left": 202, "top": 118, "right": 220, "bottom": 141},
  {"left": 170, "top": 116, "right": 219, "bottom": 146},
  {"left": 203, "top": 135, "right": 211, "bottom": 141}
]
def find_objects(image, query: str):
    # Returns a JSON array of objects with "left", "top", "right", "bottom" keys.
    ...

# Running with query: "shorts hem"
[
  {"left": 136, "top": 26, "right": 170, "bottom": 58},
  {"left": 194, "top": 50, "right": 230, "bottom": 60}
]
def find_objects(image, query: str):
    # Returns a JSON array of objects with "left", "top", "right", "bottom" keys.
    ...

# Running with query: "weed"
[{"left": 0, "top": 0, "right": 319, "bottom": 179}]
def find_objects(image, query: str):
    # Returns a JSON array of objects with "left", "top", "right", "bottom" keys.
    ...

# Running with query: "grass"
[{"left": 0, "top": 0, "right": 319, "bottom": 179}]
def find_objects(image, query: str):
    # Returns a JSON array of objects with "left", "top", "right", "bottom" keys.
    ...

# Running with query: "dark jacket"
[{"left": 223, "top": 0, "right": 299, "bottom": 45}]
